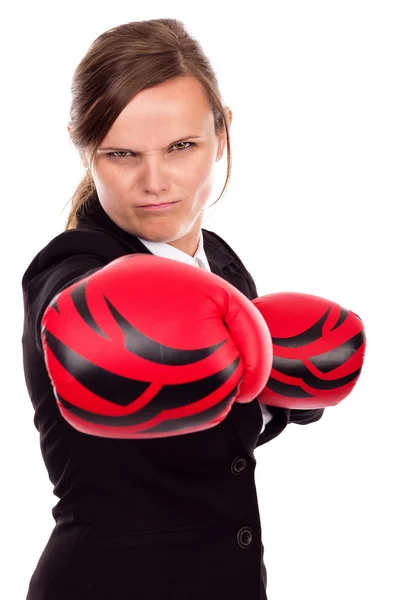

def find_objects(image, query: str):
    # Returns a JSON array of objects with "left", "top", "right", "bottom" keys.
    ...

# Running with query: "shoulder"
[
  {"left": 21, "top": 228, "right": 129, "bottom": 351},
  {"left": 202, "top": 228, "right": 258, "bottom": 295},
  {"left": 202, "top": 228, "right": 252, "bottom": 269},
  {"left": 21, "top": 228, "right": 126, "bottom": 288}
]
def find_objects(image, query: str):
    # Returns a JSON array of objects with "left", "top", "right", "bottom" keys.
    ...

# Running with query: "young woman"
[{"left": 21, "top": 18, "right": 325, "bottom": 599}]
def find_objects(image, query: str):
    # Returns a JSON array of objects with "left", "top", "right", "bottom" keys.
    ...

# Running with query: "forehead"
[{"left": 104, "top": 76, "right": 214, "bottom": 145}]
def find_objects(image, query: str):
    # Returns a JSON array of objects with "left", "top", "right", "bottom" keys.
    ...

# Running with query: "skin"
[{"left": 68, "top": 75, "right": 232, "bottom": 257}]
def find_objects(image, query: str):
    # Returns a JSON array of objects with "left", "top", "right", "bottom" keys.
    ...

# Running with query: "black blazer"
[{"left": 21, "top": 195, "right": 324, "bottom": 600}]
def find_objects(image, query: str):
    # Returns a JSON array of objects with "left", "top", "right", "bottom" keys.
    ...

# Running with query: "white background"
[{"left": 1, "top": 1, "right": 399, "bottom": 598}]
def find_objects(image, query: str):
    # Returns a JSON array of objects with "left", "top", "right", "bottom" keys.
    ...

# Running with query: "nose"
[{"left": 140, "top": 152, "right": 170, "bottom": 195}]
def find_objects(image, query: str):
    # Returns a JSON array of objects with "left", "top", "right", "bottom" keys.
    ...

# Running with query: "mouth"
[{"left": 137, "top": 201, "right": 179, "bottom": 211}]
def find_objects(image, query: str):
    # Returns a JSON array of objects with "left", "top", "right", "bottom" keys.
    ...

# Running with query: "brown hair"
[{"left": 63, "top": 18, "right": 232, "bottom": 231}]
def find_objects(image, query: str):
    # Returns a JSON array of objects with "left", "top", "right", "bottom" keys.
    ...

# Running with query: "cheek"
[
  {"left": 189, "top": 177, "right": 213, "bottom": 210},
  {"left": 180, "top": 156, "right": 214, "bottom": 191},
  {"left": 95, "top": 162, "right": 128, "bottom": 193}
]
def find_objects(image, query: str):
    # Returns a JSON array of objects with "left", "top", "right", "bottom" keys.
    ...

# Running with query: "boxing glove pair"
[{"left": 41, "top": 254, "right": 366, "bottom": 439}]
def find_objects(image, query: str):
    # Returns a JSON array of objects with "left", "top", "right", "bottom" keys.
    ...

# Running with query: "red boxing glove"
[
  {"left": 252, "top": 292, "right": 366, "bottom": 409},
  {"left": 41, "top": 254, "right": 273, "bottom": 439}
]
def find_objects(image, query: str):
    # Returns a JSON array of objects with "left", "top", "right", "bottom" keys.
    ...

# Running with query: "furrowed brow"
[{"left": 98, "top": 135, "right": 203, "bottom": 154}]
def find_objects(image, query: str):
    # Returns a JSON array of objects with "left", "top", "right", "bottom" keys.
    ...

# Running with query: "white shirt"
[{"left": 137, "top": 231, "right": 274, "bottom": 435}]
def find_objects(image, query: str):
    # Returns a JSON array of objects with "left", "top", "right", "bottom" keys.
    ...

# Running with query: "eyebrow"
[{"left": 98, "top": 135, "right": 203, "bottom": 154}]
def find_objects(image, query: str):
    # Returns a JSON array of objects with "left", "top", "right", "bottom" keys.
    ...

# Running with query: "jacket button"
[
  {"left": 237, "top": 527, "right": 253, "bottom": 549},
  {"left": 231, "top": 457, "right": 247, "bottom": 474}
]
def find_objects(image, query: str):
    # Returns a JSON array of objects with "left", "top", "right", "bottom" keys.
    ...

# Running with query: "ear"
[
  {"left": 224, "top": 107, "right": 233, "bottom": 128},
  {"left": 217, "top": 107, "right": 233, "bottom": 158}
]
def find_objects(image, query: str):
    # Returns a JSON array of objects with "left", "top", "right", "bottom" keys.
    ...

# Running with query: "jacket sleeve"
[
  {"left": 21, "top": 229, "right": 125, "bottom": 355},
  {"left": 288, "top": 408, "right": 325, "bottom": 425},
  {"left": 219, "top": 249, "right": 327, "bottom": 446}
]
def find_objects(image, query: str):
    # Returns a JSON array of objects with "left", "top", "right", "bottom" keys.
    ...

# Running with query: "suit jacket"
[{"left": 21, "top": 194, "right": 324, "bottom": 599}]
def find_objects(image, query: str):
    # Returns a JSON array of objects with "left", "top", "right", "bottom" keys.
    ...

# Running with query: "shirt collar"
[{"left": 136, "top": 230, "right": 211, "bottom": 271}]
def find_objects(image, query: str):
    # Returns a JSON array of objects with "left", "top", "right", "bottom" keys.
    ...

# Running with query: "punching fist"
[
  {"left": 41, "top": 254, "right": 273, "bottom": 439},
  {"left": 252, "top": 292, "right": 366, "bottom": 409}
]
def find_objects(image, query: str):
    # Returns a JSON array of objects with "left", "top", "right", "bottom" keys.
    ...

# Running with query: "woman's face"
[{"left": 75, "top": 76, "right": 231, "bottom": 256}]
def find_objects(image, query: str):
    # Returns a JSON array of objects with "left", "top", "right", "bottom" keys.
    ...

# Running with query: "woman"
[{"left": 21, "top": 18, "right": 324, "bottom": 599}]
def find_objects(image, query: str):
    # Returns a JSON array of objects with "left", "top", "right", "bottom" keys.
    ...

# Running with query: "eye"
[
  {"left": 106, "top": 142, "right": 195, "bottom": 159},
  {"left": 171, "top": 141, "right": 194, "bottom": 152},
  {"left": 107, "top": 151, "right": 131, "bottom": 159}
]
